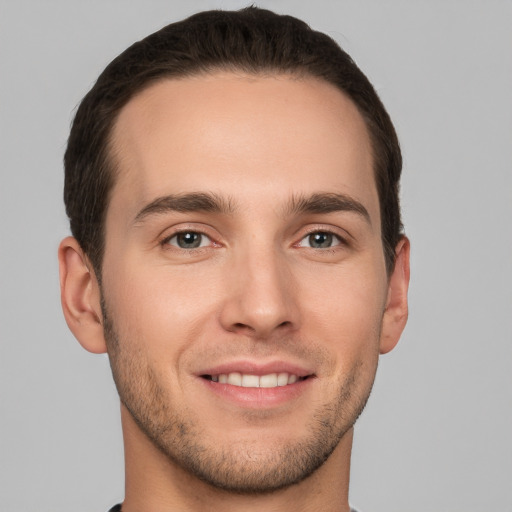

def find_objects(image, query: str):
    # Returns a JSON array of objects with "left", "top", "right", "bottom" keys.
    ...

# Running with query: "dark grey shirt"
[{"left": 108, "top": 505, "right": 360, "bottom": 511}]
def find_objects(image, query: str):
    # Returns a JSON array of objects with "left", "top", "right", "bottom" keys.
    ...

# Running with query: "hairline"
[{"left": 97, "top": 67, "right": 392, "bottom": 279}]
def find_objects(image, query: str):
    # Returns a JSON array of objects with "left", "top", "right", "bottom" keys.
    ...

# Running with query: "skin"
[{"left": 59, "top": 72, "right": 410, "bottom": 512}]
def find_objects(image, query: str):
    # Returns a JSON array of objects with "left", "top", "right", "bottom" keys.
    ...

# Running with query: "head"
[
  {"left": 60, "top": 6, "right": 409, "bottom": 498},
  {"left": 64, "top": 6, "right": 402, "bottom": 280}
]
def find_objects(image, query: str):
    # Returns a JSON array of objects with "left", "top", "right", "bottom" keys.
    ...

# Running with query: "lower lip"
[{"left": 199, "top": 377, "right": 314, "bottom": 408}]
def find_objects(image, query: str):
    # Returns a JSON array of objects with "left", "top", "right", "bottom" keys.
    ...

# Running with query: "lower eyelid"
[
  {"left": 162, "top": 231, "right": 213, "bottom": 248},
  {"left": 159, "top": 229, "right": 348, "bottom": 250},
  {"left": 298, "top": 231, "right": 346, "bottom": 248}
]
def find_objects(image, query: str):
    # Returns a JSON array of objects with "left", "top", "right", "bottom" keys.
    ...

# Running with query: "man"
[{"left": 58, "top": 7, "right": 409, "bottom": 512}]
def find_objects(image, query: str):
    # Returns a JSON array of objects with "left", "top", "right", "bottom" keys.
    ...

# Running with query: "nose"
[{"left": 219, "top": 247, "right": 300, "bottom": 339}]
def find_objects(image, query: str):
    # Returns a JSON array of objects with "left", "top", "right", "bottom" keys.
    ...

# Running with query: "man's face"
[{"left": 101, "top": 72, "right": 392, "bottom": 492}]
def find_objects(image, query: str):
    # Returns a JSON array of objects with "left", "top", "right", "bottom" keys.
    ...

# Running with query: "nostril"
[
  {"left": 231, "top": 322, "right": 256, "bottom": 334},
  {"left": 225, "top": 316, "right": 296, "bottom": 338}
]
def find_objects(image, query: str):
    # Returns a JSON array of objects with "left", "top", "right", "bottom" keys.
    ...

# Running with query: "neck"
[{"left": 120, "top": 405, "right": 353, "bottom": 512}]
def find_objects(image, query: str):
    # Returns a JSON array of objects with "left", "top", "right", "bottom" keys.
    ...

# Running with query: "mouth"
[
  {"left": 201, "top": 372, "right": 311, "bottom": 388},
  {"left": 197, "top": 362, "right": 315, "bottom": 407}
]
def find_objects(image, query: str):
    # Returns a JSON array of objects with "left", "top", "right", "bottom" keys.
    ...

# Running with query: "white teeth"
[
  {"left": 277, "top": 372, "right": 289, "bottom": 386},
  {"left": 288, "top": 374, "right": 298, "bottom": 384},
  {"left": 212, "top": 372, "right": 303, "bottom": 388},
  {"left": 227, "top": 372, "right": 242, "bottom": 386},
  {"left": 259, "top": 373, "right": 278, "bottom": 388},
  {"left": 241, "top": 374, "right": 260, "bottom": 387}
]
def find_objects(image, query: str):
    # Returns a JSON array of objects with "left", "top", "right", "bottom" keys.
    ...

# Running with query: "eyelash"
[
  {"left": 160, "top": 230, "right": 217, "bottom": 251},
  {"left": 295, "top": 228, "right": 348, "bottom": 251},
  {"left": 160, "top": 227, "right": 348, "bottom": 253}
]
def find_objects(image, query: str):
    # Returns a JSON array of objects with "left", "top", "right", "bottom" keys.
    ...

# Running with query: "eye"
[
  {"left": 298, "top": 231, "right": 342, "bottom": 249},
  {"left": 165, "top": 231, "right": 211, "bottom": 249}
]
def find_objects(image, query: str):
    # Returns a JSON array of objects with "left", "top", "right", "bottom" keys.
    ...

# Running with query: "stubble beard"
[{"left": 102, "top": 299, "right": 378, "bottom": 495}]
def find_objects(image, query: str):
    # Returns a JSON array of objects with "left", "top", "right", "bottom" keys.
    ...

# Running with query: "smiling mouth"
[{"left": 202, "top": 372, "right": 311, "bottom": 388}]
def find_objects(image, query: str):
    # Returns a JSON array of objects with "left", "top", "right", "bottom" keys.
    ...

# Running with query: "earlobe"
[
  {"left": 58, "top": 236, "right": 107, "bottom": 354},
  {"left": 379, "top": 236, "right": 410, "bottom": 354}
]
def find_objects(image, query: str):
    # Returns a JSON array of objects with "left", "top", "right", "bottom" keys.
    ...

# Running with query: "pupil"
[
  {"left": 310, "top": 232, "right": 332, "bottom": 248},
  {"left": 178, "top": 232, "right": 201, "bottom": 248}
]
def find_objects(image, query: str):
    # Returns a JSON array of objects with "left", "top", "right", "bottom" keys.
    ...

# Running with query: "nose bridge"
[{"left": 220, "top": 237, "right": 298, "bottom": 337}]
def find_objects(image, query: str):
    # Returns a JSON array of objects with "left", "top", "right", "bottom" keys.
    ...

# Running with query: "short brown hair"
[{"left": 64, "top": 6, "right": 403, "bottom": 277}]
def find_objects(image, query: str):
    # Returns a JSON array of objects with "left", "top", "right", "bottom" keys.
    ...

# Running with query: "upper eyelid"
[
  {"left": 158, "top": 223, "right": 219, "bottom": 241},
  {"left": 164, "top": 230, "right": 211, "bottom": 240},
  {"left": 157, "top": 223, "right": 352, "bottom": 246},
  {"left": 296, "top": 231, "right": 345, "bottom": 248},
  {"left": 165, "top": 233, "right": 213, "bottom": 253},
  {"left": 296, "top": 225, "right": 352, "bottom": 243},
  {"left": 161, "top": 230, "right": 216, "bottom": 247}
]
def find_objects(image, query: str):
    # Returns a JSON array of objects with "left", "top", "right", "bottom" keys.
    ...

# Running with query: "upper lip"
[{"left": 197, "top": 360, "right": 314, "bottom": 378}]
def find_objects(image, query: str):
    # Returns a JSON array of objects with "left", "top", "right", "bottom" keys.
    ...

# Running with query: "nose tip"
[
  {"left": 219, "top": 255, "right": 299, "bottom": 339},
  {"left": 229, "top": 317, "right": 294, "bottom": 339}
]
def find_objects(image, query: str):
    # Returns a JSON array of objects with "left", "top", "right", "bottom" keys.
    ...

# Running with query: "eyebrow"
[
  {"left": 133, "top": 190, "right": 371, "bottom": 226},
  {"left": 133, "top": 192, "right": 235, "bottom": 223},
  {"left": 286, "top": 192, "right": 371, "bottom": 225}
]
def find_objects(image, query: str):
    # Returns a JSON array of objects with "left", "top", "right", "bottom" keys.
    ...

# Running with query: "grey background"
[{"left": 1, "top": 1, "right": 511, "bottom": 511}]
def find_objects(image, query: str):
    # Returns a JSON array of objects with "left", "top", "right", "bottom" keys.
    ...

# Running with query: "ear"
[
  {"left": 58, "top": 236, "right": 107, "bottom": 354},
  {"left": 379, "top": 236, "right": 410, "bottom": 354}
]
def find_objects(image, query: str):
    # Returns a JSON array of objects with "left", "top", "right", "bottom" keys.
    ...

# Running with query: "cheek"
[
  {"left": 102, "top": 259, "right": 222, "bottom": 353},
  {"left": 301, "top": 261, "right": 387, "bottom": 363}
]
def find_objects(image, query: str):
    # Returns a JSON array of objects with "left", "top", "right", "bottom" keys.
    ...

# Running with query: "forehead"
[{"left": 108, "top": 72, "right": 378, "bottom": 224}]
